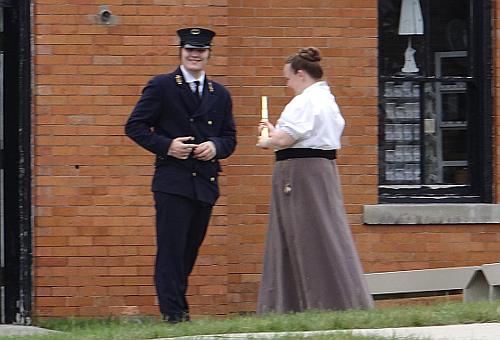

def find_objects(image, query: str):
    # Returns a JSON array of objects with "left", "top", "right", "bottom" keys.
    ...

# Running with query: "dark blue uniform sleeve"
[
  {"left": 125, "top": 77, "right": 172, "bottom": 156},
  {"left": 208, "top": 90, "right": 237, "bottom": 160}
]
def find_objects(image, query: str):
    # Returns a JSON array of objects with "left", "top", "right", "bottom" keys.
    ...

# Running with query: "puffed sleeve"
[{"left": 276, "top": 95, "right": 314, "bottom": 141}]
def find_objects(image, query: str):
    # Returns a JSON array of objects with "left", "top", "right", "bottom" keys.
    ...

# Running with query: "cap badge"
[
  {"left": 190, "top": 28, "right": 201, "bottom": 35},
  {"left": 175, "top": 75, "right": 183, "bottom": 85}
]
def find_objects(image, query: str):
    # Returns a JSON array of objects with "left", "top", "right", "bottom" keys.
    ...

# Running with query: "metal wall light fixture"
[{"left": 96, "top": 5, "right": 118, "bottom": 25}]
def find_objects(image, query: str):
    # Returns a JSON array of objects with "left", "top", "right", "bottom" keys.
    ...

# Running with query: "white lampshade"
[{"left": 398, "top": 0, "right": 424, "bottom": 35}]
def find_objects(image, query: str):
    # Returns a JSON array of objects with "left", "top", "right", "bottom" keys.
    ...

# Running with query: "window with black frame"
[{"left": 378, "top": 0, "right": 492, "bottom": 203}]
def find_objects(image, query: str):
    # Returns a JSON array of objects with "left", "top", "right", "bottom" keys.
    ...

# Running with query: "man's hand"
[
  {"left": 193, "top": 141, "right": 216, "bottom": 161},
  {"left": 167, "top": 136, "right": 197, "bottom": 160}
]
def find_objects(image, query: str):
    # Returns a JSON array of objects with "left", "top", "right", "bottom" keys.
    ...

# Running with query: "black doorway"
[{"left": 0, "top": 0, "right": 31, "bottom": 324}]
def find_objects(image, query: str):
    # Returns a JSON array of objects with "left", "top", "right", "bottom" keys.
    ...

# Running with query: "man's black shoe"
[{"left": 162, "top": 312, "right": 190, "bottom": 324}]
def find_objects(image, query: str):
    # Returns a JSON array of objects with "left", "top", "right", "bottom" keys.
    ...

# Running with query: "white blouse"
[{"left": 276, "top": 81, "right": 345, "bottom": 150}]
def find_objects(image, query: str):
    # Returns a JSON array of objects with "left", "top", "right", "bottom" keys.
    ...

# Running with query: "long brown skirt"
[{"left": 257, "top": 158, "right": 374, "bottom": 314}]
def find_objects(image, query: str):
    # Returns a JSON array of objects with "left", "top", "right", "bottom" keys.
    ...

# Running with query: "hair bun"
[{"left": 298, "top": 47, "right": 321, "bottom": 62}]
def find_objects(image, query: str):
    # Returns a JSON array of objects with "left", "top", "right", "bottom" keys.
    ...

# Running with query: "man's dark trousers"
[{"left": 153, "top": 191, "right": 213, "bottom": 319}]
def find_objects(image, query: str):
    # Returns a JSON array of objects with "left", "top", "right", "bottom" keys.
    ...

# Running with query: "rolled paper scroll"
[{"left": 261, "top": 96, "right": 269, "bottom": 138}]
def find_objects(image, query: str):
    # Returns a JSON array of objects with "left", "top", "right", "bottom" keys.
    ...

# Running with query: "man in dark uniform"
[{"left": 125, "top": 27, "right": 237, "bottom": 323}]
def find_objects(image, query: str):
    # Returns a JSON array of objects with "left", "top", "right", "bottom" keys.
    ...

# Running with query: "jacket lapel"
[
  {"left": 191, "top": 78, "right": 217, "bottom": 118},
  {"left": 174, "top": 68, "right": 200, "bottom": 115},
  {"left": 173, "top": 67, "right": 217, "bottom": 118}
]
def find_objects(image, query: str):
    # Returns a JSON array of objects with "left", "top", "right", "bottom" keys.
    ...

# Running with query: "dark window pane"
[
  {"left": 429, "top": 0, "right": 469, "bottom": 52},
  {"left": 442, "top": 130, "right": 468, "bottom": 161},
  {"left": 440, "top": 57, "right": 468, "bottom": 76},
  {"left": 441, "top": 89, "right": 467, "bottom": 121},
  {"left": 443, "top": 166, "right": 470, "bottom": 184}
]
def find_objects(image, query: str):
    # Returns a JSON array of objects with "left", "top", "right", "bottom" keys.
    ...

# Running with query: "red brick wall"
[
  {"left": 34, "top": 0, "right": 231, "bottom": 318},
  {"left": 33, "top": 0, "right": 499, "bottom": 318}
]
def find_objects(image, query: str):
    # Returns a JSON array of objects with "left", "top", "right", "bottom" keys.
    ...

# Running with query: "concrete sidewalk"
[
  {"left": 158, "top": 322, "right": 500, "bottom": 340},
  {"left": 0, "top": 324, "right": 57, "bottom": 336},
  {"left": 2, "top": 322, "right": 500, "bottom": 339}
]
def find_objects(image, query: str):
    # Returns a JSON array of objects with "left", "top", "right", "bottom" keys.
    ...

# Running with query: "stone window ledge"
[{"left": 363, "top": 204, "right": 500, "bottom": 225}]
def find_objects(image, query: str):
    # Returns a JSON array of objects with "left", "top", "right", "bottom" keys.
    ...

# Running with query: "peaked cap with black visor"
[{"left": 177, "top": 27, "right": 216, "bottom": 49}]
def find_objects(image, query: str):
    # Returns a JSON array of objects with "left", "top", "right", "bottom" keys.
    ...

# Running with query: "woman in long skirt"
[{"left": 256, "top": 47, "right": 374, "bottom": 314}]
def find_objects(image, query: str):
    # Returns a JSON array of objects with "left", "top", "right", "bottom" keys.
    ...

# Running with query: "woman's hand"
[
  {"left": 258, "top": 120, "right": 274, "bottom": 135},
  {"left": 256, "top": 121, "right": 275, "bottom": 149},
  {"left": 257, "top": 121, "right": 296, "bottom": 150}
]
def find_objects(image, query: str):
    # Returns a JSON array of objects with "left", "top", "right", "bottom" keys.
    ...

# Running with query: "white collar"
[
  {"left": 302, "top": 80, "right": 328, "bottom": 93},
  {"left": 180, "top": 65, "right": 205, "bottom": 84}
]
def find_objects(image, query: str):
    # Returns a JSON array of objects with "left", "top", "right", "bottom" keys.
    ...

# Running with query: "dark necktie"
[{"left": 194, "top": 80, "right": 201, "bottom": 98}]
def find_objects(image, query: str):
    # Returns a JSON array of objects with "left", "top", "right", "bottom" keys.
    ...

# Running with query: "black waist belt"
[{"left": 275, "top": 148, "right": 337, "bottom": 161}]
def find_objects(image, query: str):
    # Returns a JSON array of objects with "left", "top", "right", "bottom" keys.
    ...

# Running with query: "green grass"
[{"left": 2, "top": 300, "right": 500, "bottom": 340}]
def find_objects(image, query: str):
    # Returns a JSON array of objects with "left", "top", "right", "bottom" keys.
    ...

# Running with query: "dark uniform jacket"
[{"left": 125, "top": 67, "right": 237, "bottom": 205}]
